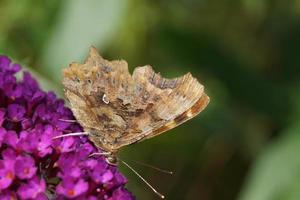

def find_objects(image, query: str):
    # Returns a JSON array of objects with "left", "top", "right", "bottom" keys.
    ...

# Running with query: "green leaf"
[{"left": 239, "top": 119, "right": 300, "bottom": 200}]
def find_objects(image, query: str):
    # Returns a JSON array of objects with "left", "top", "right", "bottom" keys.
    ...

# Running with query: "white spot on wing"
[
  {"left": 102, "top": 94, "right": 110, "bottom": 104},
  {"left": 186, "top": 109, "right": 193, "bottom": 118}
]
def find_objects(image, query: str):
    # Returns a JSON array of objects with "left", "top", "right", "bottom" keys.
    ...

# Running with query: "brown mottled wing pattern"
[{"left": 62, "top": 47, "right": 209, "bottom": 152}]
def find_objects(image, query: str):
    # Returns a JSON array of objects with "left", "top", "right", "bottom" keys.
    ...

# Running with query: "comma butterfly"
[
  {"left": 62, "top": 47, "right": 209, "bottom": 164},
  {"left": 59, "top": 47, "right": 209, "bottom": 198}
]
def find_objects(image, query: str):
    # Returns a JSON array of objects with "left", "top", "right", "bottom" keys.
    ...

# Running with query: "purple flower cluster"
[{"left": 0, "top": 56, "right": 134, "bottom": 200}]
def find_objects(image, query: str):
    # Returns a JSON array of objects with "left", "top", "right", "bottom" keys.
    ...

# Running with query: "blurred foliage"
[
  {"left": 239, "top": 90, "right": 300, "bottom": 200},
  {"left": 1, "top": 0, "right": 300, "bottom": 199}
]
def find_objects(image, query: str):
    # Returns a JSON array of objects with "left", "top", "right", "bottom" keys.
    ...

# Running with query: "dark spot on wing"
[
  {"left": 135, "top": 109, "right": 144, "bottom": 117},
  {"left": 98, "top": 114, "right": 111, "bottom": 122},
  {"left": 174, "top": 112, "right": 188, "bottom": 124}
]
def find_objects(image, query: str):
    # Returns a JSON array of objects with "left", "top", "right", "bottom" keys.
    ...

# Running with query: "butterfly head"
[{"left": 105, "top": 154, "right": 118, "bottom": 166}]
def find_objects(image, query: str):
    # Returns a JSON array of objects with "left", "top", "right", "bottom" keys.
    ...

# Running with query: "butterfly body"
[{"left": 62, "top": 47, "right": 209, "bottom": 164}]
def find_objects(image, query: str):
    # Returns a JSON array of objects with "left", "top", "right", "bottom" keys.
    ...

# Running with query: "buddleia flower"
[{"left": 0, "top": 56, "right": 134, "bottom": 200}]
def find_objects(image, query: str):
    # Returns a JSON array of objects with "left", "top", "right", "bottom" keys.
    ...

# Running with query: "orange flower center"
[
  {"left": 6, "top": 171, "right": 14, "bottom": 179},
  {"left": 10, "top": 194, "right": 16, "bottom": 200},
  {"left": 67, "top": 189, "right": 76, "bottom": 197},
  {"left": 23, "top": 168, "right": 30, "bottom": 175}
]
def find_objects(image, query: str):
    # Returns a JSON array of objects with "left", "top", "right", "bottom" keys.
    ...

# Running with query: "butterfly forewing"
[{"left": 62, "top": 47, "right": 209, "bottom": 152}]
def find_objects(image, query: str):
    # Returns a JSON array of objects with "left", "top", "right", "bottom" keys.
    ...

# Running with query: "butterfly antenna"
[
  {"left": 120, "top": 159, "right": 165, "bottom": 199},
  {"left": 131, "top": 160, "right": 173, "bottom": 175},
  {"left": 59, "top": 119, "right": 77, "bottom": 123},
  {"left": 52, "top": 132, "right": 88, "bottom": 139}
]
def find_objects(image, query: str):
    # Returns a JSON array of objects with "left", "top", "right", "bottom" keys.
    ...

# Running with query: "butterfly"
[{"left": 61, "top": 47, "right": 209, "bottom": 165}]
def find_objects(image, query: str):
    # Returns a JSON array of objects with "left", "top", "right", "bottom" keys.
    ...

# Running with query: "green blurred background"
[{"left": 1, "top": 0, "right": 300, "bottom": 199}]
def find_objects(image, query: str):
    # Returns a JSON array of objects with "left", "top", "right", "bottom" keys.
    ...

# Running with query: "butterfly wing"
[
  {"left": 62, "top": 47, "right": 134, "bottom": 152},
  {"left": 62, "top": 47, "right": 209, "bottom": 152},
  {"left": 113, "top": 66, "right": 210, "bottom": 147}
]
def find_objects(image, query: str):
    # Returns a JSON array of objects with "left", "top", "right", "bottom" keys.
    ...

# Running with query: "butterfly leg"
[
  {"left": 89, "top": 151, "right": 111, "bottom": 157},
  {"left": 52, "top": 132, "right": 88, "bottom": 139},
  {"left": 58, "top": 119, "right": 77, "bottom": 123}
]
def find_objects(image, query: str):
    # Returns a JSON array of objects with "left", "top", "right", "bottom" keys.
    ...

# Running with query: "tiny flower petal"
[
  {"left": 2, "top": 148, "right": 17, "bottom": 160},
  {"left": 0, "top": 56, "right": 11, "bottom": 69},
  {"left": 17, "top": 176, "right": 46, "bottom": 199},
  {"left": 3, "top": 130, "right": 18, "bottom": 149},
  {"left": 7, "top": 104, "right": 26, "bottom": 122},
  {"left": 0, "top": 190, "right": 17, "bottom": 200},
  {"left": 0, "top": 151, "right": 15, "bottom": 190},
  {"left": 109, "top": 187, "right": 135, "bottom": 200},
  {"left": 21, "top": 119, "right": 32, "bottom": 130},
  {"left": 56, "top": 178, "right": 89, "bottom": 198},
  {"left": 91, "top": 161, "right": 113, "bottom": 184},
  {"left": 37, "top": 133, "right": 53, "bottom": 157},
  {"left": 55, "top": 137, "right": 75, "bottom": 153},
  {"left": 0, "top": 168, "right": 14, "bottom": 190},
  {"left": 15, "top": 155, "right": 37, "bottom": 180},
  {"left": 101, "top": 170, "right": 114, "bottom": 183}
]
